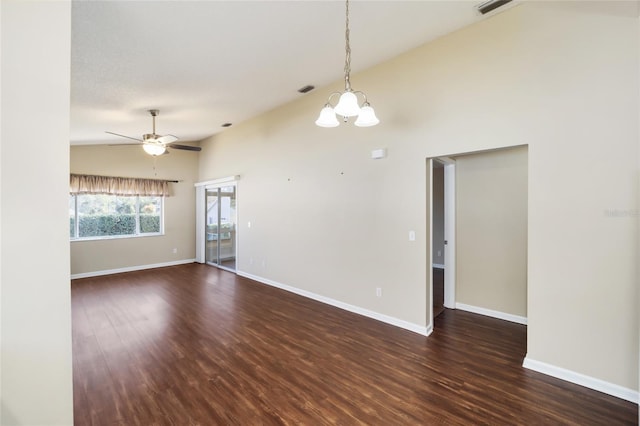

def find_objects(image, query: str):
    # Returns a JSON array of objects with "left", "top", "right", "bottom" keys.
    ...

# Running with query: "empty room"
[{"left": 1, "top": 0, "right": 639, "bottom": 425}]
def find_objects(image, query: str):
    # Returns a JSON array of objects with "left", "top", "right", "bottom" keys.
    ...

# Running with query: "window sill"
[{"left": 70, "top": 233, "right": 164, "bottom": 242}]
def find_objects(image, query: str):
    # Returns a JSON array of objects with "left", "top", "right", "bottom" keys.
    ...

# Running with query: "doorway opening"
[
  {"left": 432, "top": 160, "right": 445, "bottom": 318},
  {"left": 430, "top": 158, "right": 456, "bottom": 321},
  {"left": 428, "top": 146, "right": 528, "bottom": 333}
]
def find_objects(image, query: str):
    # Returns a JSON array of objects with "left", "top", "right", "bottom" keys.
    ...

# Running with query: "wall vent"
[
  {"left": 477, "top": 0, "right": 512, "bottom": 15},
  {"left": 298, "top": 85, "right": 315, "bottom": 94}
]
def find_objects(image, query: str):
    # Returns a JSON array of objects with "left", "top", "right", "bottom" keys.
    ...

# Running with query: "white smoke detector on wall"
[{"left": 371, "top": 148, "right": 387, "bottom": 159}]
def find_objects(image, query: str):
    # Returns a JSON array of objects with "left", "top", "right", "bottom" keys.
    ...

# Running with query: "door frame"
[
  {"left": 441, "top": 157, "right": 456, "bottom": 309},
  {"left": 194, "top": 176, "right": 240, "bottom": 267},
  {"left": 429, "top": 157, "right": 456, "bottom": 326}
]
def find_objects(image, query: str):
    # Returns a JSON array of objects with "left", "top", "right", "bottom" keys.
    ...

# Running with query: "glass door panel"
[
  {"left": 205, "top": 189, "right": 219, "bottom": 266},
  {"left": 205, "top": 185, "right": 236, "bottom": 271},
  {"left": 219, "top": 186, "right": 236, "bottom": 270}
]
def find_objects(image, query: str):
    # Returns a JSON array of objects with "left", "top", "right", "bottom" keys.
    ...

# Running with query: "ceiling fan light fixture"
[
  {"left": 143, "top": 134, "right": 158, "bottom": 143},
  {"left": 107, "top": 109, "right": 201, "bottom": 154},
  {"left": 142, "top": 143, "right": 166, "bottom": 156}
]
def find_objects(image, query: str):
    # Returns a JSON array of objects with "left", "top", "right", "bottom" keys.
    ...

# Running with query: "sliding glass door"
[{"left": 205, "top": 184, "right": 236, "bottom": 271}]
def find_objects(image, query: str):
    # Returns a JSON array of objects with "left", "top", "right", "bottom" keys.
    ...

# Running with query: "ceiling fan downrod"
[{"left": 145, "top": 109, "right": 160, "bottom": 141}]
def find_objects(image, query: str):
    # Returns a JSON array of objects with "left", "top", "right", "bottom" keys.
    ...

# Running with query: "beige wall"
[
  {"left": 456, "top": 146, "right": 528, "bottom": 317},
  {"left": 432, "top": 166, "right": 445, "bottom": 266},
  {"left": 1, "top": 1, "right": 74, "bottom": 424},
  {"left": 70, "top": 145, "right": 199, "bottom": 275},
  {"left": 199, "top": 2, "right": 638, "bottom": 392}
]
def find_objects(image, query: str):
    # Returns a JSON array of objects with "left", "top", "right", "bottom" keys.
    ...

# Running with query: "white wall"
[
  {"left": 456, "top": 146, "right": 528, "bottom": 318},
  {"left": 70, "top": 145, "right": 199, "bottom": 276},
  {"left": 432, "top": 166, "right": 444, "bottom": 266},
  {"left": 0, "top": 1, "right": 74, "bottom": 424},
  {"left": 199, "top": 2, "right": 638, "bottom": 394},
  {"left": 1, "top": 0, "right": 4, "bottom": 414}
]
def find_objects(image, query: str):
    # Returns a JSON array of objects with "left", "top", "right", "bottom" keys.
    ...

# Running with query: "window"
[
  {"left": 69, "top": 194, "right": 163, "bottom": 240},
  {"left": 69, "top": 173, "right": 170, "bottom": 241}
]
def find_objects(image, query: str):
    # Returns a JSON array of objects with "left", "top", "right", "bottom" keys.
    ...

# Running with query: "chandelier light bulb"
[
  {"left": 354, "top": 104, "right": 379, "bottom": 127},
  {"left": 334, "top": 91, "right": 361, "bottom": 117},
  {"left": 315, "top": 106, "right": 340, "bottom": 127}
]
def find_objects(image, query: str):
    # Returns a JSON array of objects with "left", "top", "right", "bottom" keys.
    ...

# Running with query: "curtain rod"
[{"left": 70, "top": 173, "right": 181, "bottom": 183}]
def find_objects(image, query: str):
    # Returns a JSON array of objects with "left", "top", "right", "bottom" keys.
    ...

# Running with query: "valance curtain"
[{"left": 70, "top": 174, "right": 170, "bottom": 197}]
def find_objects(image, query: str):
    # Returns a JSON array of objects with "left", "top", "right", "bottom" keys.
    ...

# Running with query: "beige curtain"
[{"left": 70, "top": 174, "right": 170, "bottom": 197}]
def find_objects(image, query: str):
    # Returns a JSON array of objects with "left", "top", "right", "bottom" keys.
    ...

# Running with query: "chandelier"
[{"left": 315, "top": 0, "right": 379, "bottom": 128}]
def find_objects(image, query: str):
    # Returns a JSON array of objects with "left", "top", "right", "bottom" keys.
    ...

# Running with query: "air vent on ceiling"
[
  {"left": 477, "top": 0, "right": 512, "bottom": 15},
  {"left": 298, "top": 85, "right": 315, "bottom": 94}
]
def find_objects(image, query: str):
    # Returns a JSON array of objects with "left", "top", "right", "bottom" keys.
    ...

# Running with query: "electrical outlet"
[
  {"left": 172, "top": 248, "right": 177, "bottom": 254},
  {"left": 376, "top": 288, "right": 382, "bottom": 297},
  {"left": 437, "top": 250, "right": 441, "bottom": 257},
  {"left": 409, "top": 231, "right": 416, "bottom": 241}
]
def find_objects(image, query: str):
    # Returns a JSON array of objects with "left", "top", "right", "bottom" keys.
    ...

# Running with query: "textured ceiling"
[{"left": 71, "top": 1, "right": 501, "bottom": 146}]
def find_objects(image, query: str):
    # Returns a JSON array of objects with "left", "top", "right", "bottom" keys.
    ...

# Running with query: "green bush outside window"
[{"left": 69, "top": 194, "right": 162, "bottom": 240}]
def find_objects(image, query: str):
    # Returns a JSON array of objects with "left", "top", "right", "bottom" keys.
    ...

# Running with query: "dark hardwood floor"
[
  {"left": 72, "top": 263, "right": 637, "bottom": 425},
  {"left": 433, "top": 267, "right": 444, "bottom": 318}
]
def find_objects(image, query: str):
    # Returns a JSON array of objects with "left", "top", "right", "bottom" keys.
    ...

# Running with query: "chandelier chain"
[{"left": 344, "top": 0, "right": 352, "bottom": 91}]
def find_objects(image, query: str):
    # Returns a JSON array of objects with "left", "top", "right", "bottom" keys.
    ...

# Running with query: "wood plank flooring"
[
  {"left": 72, "top": 263, "right": 638, "bottom": 425},
  {"left": 433, "top": 268, "right": 444, "bottom": 318}
]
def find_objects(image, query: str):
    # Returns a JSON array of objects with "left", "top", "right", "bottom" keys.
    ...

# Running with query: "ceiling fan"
[{"left": 106, "top": 109, "right": 201, "bottom": 156}]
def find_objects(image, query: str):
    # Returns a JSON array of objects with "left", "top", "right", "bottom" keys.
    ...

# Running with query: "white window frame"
[{"left": 69, "top": 194, "right": 165, "bottom": 241}]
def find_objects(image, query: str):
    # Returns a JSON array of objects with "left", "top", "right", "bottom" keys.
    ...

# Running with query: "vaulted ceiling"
[{"left": 70, "top": 1, "right": 507, "bottom": 146}]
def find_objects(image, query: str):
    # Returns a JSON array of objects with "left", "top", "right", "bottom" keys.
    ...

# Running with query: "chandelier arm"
[
  {"left": 352, "top": 90, "right": 369, "bottom": 106},
  {"left": 344, "top": 0, "right": 352, "bottom": 92},
  {"left": 326, "top": 92, "right": 343, "bottom": 107}
]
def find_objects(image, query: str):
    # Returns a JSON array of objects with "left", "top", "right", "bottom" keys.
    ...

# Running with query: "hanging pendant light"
[{"left": 315, "top": 0, "right": 379, "bottom": 128}]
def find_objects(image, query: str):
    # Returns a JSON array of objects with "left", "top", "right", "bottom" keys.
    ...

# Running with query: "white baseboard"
[
  {"left": 236, "top": 271, "right": 431, "bottom": 337},
  {"left": 455, "top": 302, "right": 528, "bottom": 325},
  {"left": 523, "top": 357, "right": 639, "bottom": 404},
  {"left": 71, "top": 259, "right": 196, "bottom": 279},
  {"left": 432, "top": 263, "right": 445, "bottom": 269}
]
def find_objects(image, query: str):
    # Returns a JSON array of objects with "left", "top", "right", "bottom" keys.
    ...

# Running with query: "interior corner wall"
[
  {"left": 198, "top": 1, "right": 638, "bottom": 393},
  {"left": 70, "top": 145, "right": 199, "bottom": 276},
  {"left": 432, "top": 167, "right": 444, "bottom": 267},
  {"left": 455, "top": 146, "right": 528, "bottom": 318},
  {"left": 637, "top": 12, "right": 640, "bottom": 413},
  {"left": 1, "top": 1, "right": 74, "bottom": 424}
]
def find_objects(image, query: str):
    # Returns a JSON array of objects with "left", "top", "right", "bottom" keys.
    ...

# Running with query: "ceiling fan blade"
[
  {"left": 105, "top": 131, "right": 143, "bottom": 142},
  {"left": 157, "top": 134, "right": 178, "bottom": 144},
  {"left": 169, "top": 144, "right": 202, "bottom": 152}
]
